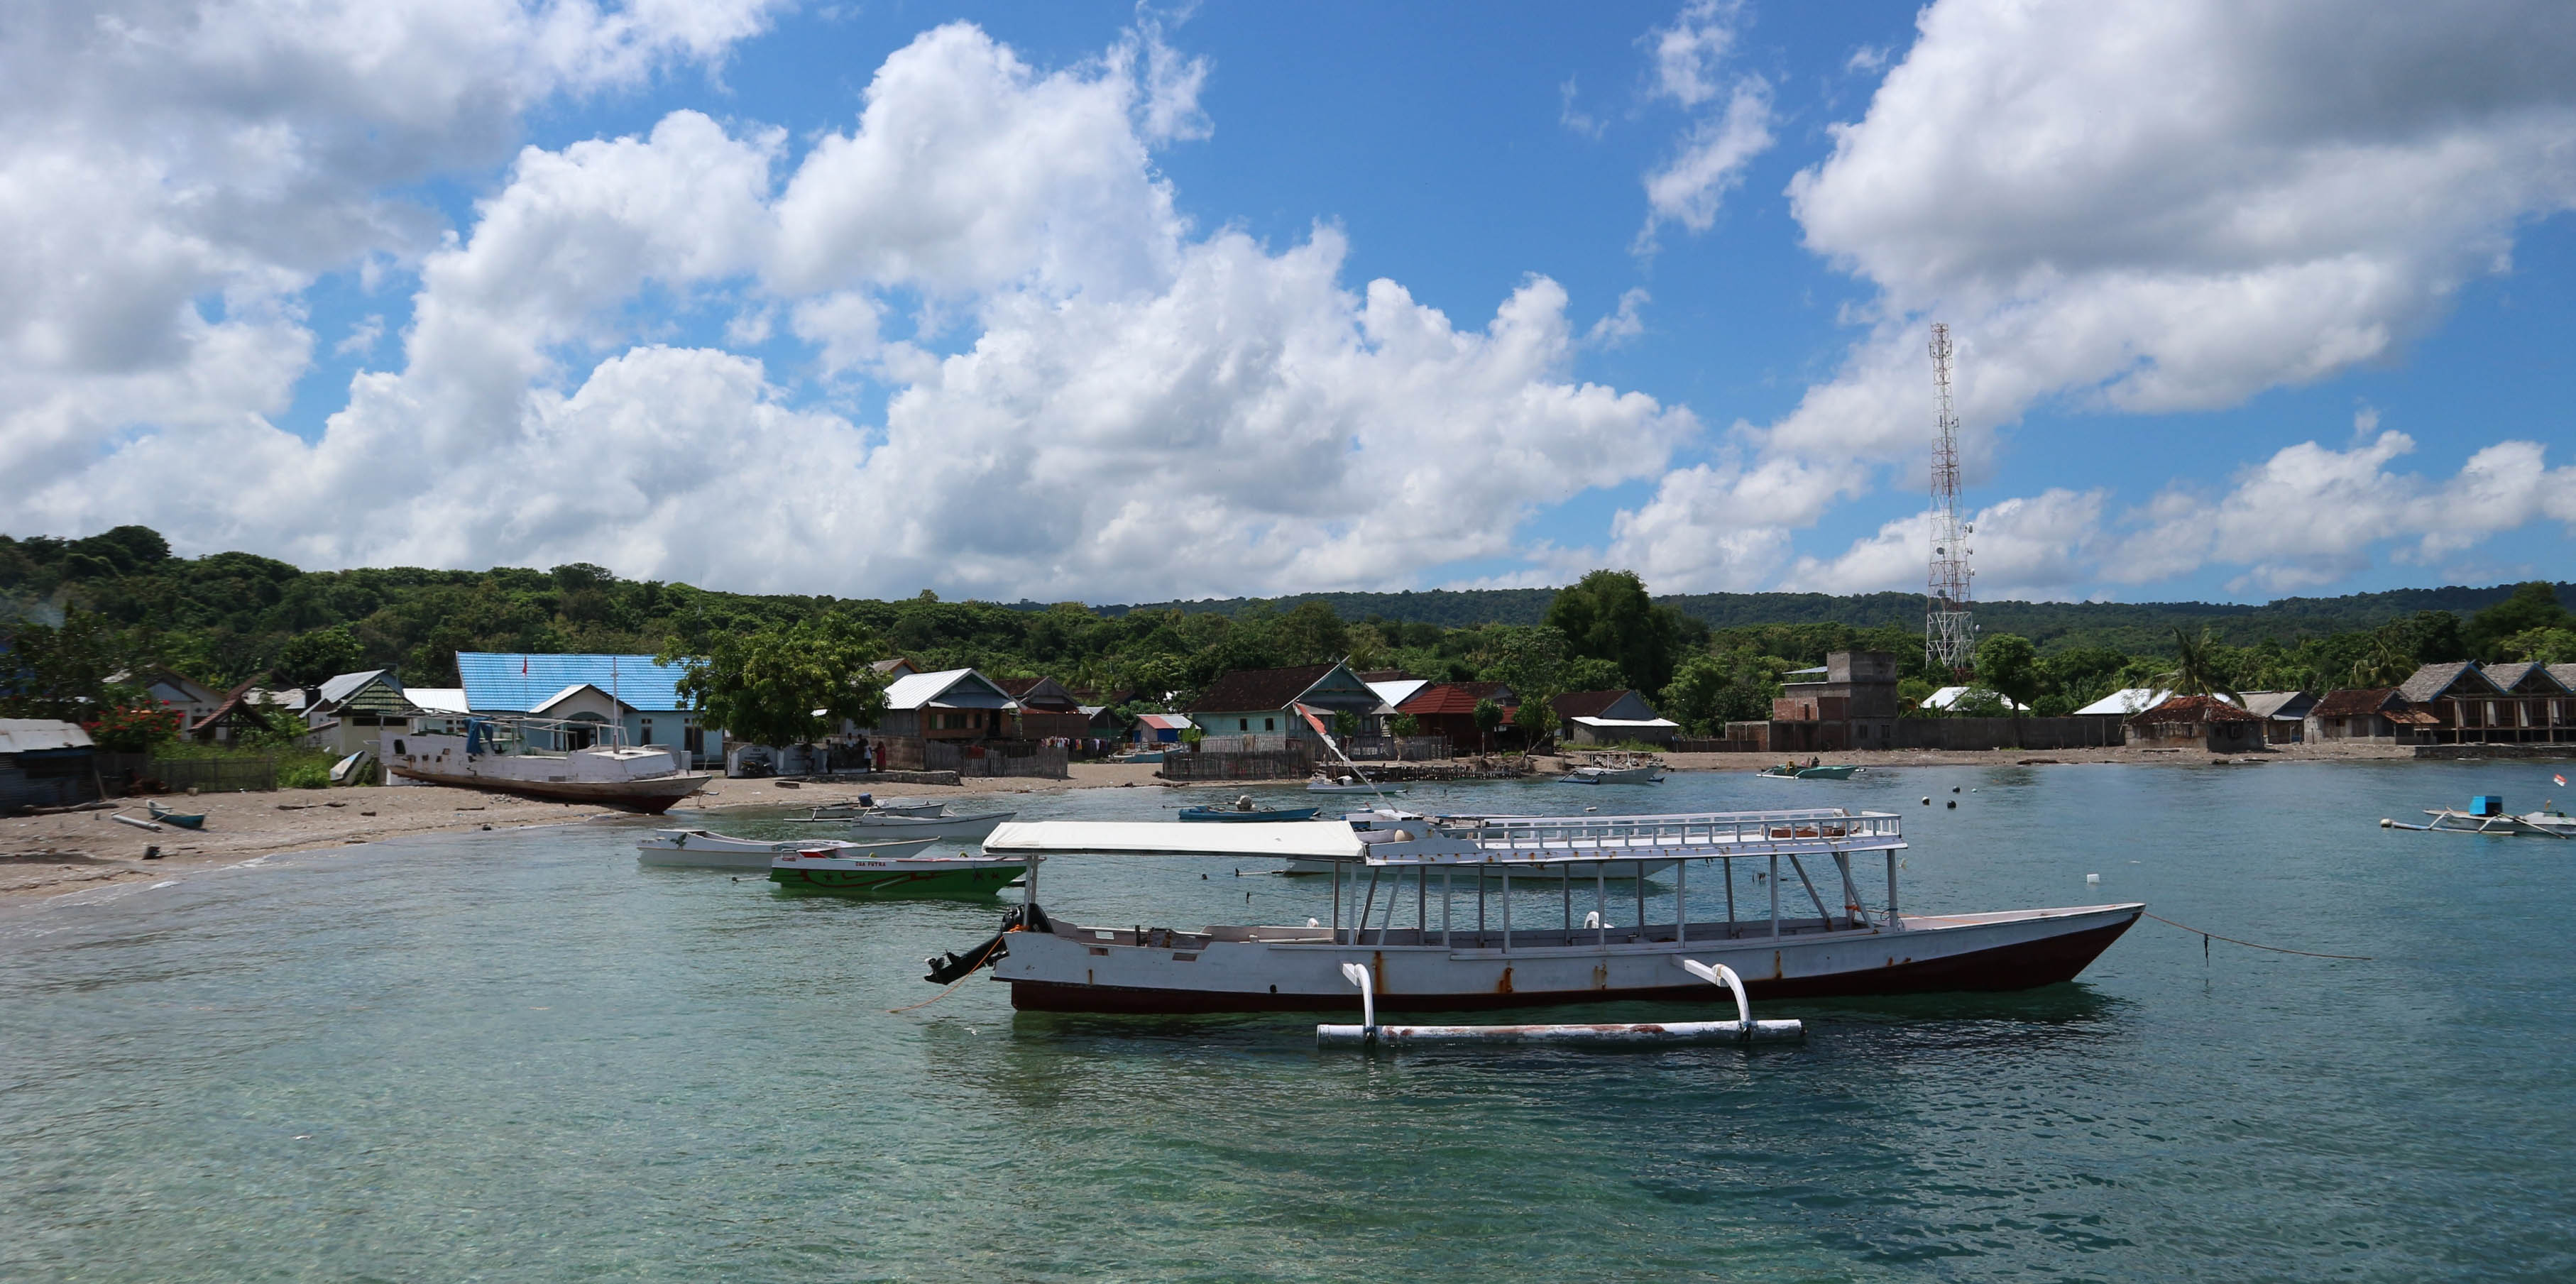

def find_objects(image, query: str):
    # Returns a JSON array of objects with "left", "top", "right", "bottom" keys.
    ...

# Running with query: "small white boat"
[
  {"left": 637, "top": 830, "right": 939, "bottom": 869},
  {"left": 2386, "top": 808, "right": 2575, "bottom": 839},
  {"left": 1306, "top": 774, "right": 1403, "bottom": 795},
  {"left": 806, "top": 796, "right": 947, "bottom": 819}
]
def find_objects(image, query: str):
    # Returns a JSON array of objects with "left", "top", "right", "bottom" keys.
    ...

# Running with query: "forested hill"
[
  {"left": 4, "top": 525, "right": 2570, "bottom": 709},
  {"left": 1097, "top": 583, "right": 2570, "bottom": 654}
]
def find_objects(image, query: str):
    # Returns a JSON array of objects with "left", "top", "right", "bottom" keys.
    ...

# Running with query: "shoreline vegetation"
[{"left": 6, "top": 527, "right": 2572, "bottom": 738}]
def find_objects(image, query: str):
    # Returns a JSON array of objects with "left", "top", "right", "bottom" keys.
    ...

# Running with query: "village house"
[
  {"left": 2238, "top": 691, "right": 2319, "bottom": 744},
  {"left": 994, "top": 676, "right": 1092, "bottom": 741},
  {"left": 1, "top": 718, "right": 99, "bottom": 811},
  {"left": 1396, "top": 680, "right": 1517, "bottom": 752},
  {"left": 1132, "top": 712, "right": 1195, "bottom": 746},
  {"left": 302, "top": 669, "right": 426, "bottom": 757},
  {"left": 454, "top": 653, "right": 719, "bottom": 767},
  {"left": 2391, "top": 661, "right": 2576, "bottom": 745},
  {"left": 119, "top": 666, "right": 224, "bottom": 728},
  {"left": 1727, "top": 651, "right": 1904, "bottom": 754},
  {"left": 1551, "top": 690, "right": 1682, "bottom": 747},
  {"left": 184, "top": 680, "right": 281, "bottom": 747},
  {"left": 1188, "top": 663, "right": 1387, "bottom": 750},
  {"left": 2303, "top": 687, "right": 2428, "bottom": 743},
  {"left": 2125, "top": 695, "right": 2265, "bottom": 752}
]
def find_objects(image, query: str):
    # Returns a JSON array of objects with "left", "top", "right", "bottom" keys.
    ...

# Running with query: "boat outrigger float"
[{"left": 938, "top": 808, "right": 2143, "bottom": 1015}]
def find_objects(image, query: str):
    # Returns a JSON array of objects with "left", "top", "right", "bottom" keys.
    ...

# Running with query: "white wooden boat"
[
  {"left": 806, "top": 796, "right": 947, "bottom": 819},
  {"left": 1560, "top": 764, "right": 1665, "bottom": 784},
  {"left": 963, "top": 808, "right": 2143, "bottom": 1014},
  {"left": 637, "top": 830, "right": 938, "bottom": 870}
]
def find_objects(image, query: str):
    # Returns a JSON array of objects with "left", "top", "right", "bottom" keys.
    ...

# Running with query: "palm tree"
[
  {"left": 2349, "top": 634, "right": 2416, "bottom": 688},
  {"left": 2155, "top": 627, "right": 2244, "bottom": 706}
]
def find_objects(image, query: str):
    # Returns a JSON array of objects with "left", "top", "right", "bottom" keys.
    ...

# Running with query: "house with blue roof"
[{"left": 453, "top": 653, "right": 721, "bottom": 767}]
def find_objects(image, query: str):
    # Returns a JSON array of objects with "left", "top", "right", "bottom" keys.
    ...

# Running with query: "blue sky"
[{"left": 9, "top": 1, "right": 2573, "bottom": 605}]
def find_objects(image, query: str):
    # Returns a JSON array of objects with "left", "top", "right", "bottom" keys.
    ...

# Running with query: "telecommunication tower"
[{"left": 1925, "top": 322, "right": 1975, "bottom": 677}]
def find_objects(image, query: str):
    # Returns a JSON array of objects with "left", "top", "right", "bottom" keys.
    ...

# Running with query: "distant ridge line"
[{"left": 1051, "top": 582, "right": 2574, "bottom": 649}]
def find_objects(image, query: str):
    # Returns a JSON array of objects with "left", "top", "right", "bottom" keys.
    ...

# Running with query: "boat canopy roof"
[{"left": 985, "top": 808, "right": 1904, "bottom": 867}]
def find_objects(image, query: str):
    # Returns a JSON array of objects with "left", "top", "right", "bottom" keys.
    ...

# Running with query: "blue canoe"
[{"left": 1178, "top": 806, "right": 1324, "bottom": 823}]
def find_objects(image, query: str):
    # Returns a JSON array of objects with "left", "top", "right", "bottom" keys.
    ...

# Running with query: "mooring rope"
[{"left": 2143, "top": 912, "right": 2372, "bottom": 961}]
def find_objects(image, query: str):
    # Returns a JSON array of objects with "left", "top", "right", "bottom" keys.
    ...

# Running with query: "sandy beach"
[
  {"left": 0, "top": 740, "right": 2468, "bottom": 903},
  {"left": 0, "top": 764, "right": 1168, "bottom": 902}
]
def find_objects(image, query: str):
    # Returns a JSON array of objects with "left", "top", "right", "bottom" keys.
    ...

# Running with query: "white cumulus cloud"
[{"left": 1611, "top": 0, "right": 2576, "bottom": 591}]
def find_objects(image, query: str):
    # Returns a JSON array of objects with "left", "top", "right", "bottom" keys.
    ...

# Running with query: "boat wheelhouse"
[{"left": 969, "top": 807, "right": 2142, "bottom": 1014}]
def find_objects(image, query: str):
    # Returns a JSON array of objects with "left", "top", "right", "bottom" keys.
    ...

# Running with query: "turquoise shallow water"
[{"left": 6, "top": 761, "right": 2575, "bottom": 1282}]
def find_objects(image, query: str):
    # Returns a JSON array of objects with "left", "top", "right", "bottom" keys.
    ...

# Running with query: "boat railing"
[{"left": 1357, "top": 807, "right": 1902, "bottom": 866}]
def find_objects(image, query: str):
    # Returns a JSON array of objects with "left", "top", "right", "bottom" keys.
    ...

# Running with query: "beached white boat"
[
  {"left": 381, "top": 723, "right": 711, "bottom": 813},
  {"left": 637, "top": 830, "right": 941, "bottom": 869},
  {"left": 963, "top": 808, "right": 2142, "bottom": 1014}
]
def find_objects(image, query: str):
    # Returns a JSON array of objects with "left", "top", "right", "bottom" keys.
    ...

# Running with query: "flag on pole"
[
  {"left": 522, "top": 654, "right": 528, "bottom": 675},
  {"left": 2556, "top": 774, "right": 2567, "bottom": 787}
]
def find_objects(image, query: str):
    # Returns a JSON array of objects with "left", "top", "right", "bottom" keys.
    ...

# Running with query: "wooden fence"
[
  {"left": 1342, "top": 735, "right": 1450, "bottom": 762},
  {"left": 1158, "top": 747, "right": 1317, "bottom": 782},
  {"left": 923, "top": 740, "right": 1069, "bottom": 779},
  {"left": 94, "top": 752, "right": 280, "bottom": 794}
]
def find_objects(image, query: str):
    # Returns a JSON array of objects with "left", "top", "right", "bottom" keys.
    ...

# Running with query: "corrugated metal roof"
[
  {"left": 315, "top": 669, "right": 395, "bottom": 707},
  {"left": 2072, "top": 688, "right": 2168, "bottom": 716},
  {"left": 882, "top": 669, "right": 1016, "bottom": 711},
  {"left": 407, "top": 688, "right": 471, "bottom": 715},
  {"left": 0, "top": 719, "right": 95, "bottom": 753},
  {"left": 1923, "top": 686, "right": 2030, "bottom": 713},
  {"left": 1137, "top": 713, "right": 1195, "bottom": 730},
  {"left": 1366, "top": 679, "right": 1430, "bottom": 709},
  {"left": 456, "top": 654, "right": 692, "bottom": 712}
]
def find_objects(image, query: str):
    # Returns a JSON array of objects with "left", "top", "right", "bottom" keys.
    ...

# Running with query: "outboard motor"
[{"left": 923, "top": 904, "right": 1053, "bottom": 984}]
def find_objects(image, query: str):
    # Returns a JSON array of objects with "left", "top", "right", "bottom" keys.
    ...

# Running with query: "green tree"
[
  {"left": 2501, "top": 627, "right": 2576, "bottom": 664},
  {"left": 1545, "top": 569, "right": 1688, "bottom": 695},
  {"left": 1659, "top": 650, "right": 1782, "bottom": 734},
  {"left": 1518, "top": 692, "right": 1559, "bottom": 750},
  {"left": 0, "top": 608, "right": 140, "bottom": 722},
  {"left": 1975, "top": 633, "right": 2041, "bottom": 713},
  {"left": 2465, "top": 582, "right": 2572, "bottom": 659},
  {"left": 270, "top": 625, "right": 369, "bottom": 688},
  {"left": 1471, "top": 697, "right": 1503, "bottom": 754},
  {"left": 664, "top": 618, "right": 888, "bottom": 748},
  {"left": 1331, "top": 709, "right": 1359, "bottom": 740},
  {"left": 1390, "top": 712, "right": 1420, "bottom": 738},
  {"left": 2349, "top": 630, "right": 2419, "bottom": 687},
  {"left": 1278, "top": 600, "right": 1350, "bottom": 665},
  {"left": 2154, "top": 627, "right": 2244, "bottom": 706}
]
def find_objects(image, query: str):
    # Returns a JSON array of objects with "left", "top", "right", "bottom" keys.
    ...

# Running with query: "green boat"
[{"left": 768, "top": 849, "right": 1034, "bottom": 897}]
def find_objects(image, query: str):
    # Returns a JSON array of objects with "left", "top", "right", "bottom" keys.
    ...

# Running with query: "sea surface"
[{"left": 5, "top": 760, "right": 2573, "bottom": 1282}]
